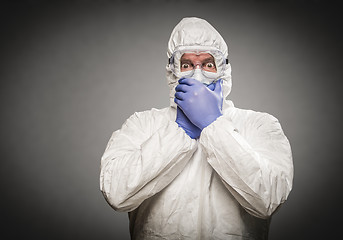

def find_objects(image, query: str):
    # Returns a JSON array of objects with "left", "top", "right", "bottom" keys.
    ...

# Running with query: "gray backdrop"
[{"left": 1, "top": 0, "right": 341, "bottom": 239}]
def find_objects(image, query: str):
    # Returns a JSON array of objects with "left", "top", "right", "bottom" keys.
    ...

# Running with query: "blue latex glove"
[
  {"left": 174, "top": 78, "right": 223, "bottom": 130},
  {"left": 175, "top": 106, "right": 201, "bottom": 139}
]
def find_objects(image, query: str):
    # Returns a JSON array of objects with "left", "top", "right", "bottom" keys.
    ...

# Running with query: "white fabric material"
[{"left": 100, "top": 17, "right": 293, "bottom": 240}]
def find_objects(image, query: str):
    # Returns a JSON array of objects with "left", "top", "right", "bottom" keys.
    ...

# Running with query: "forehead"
[{"left": 180, "top": 53, "right": 214, "bottom": 61}]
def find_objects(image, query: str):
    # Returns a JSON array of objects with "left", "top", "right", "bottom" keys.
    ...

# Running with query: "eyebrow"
[
  {"left": 202, "top": 57, "right": 215, "bottom": 63},
  {"left": 180, "top": 59, "right": 192, "bottom": 63}
]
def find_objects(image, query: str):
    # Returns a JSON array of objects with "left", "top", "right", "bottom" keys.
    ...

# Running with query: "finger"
[
  {"left": 178, "top": 77, "right": 197, "bottom": 86},
  {"left": 175, "top": 91, "right": 185, "bottom": 100},
  {"left": 175, "top": 98, "right": 187, "bottom": 112},
  {"left": 175, "top": 84, "right": 191, "bottom": 93},
  {"left": 174, "top": 97, "right": 182, "bottom": 107}
]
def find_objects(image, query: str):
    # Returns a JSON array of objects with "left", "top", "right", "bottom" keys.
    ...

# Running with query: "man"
[{"left": 100, "top": 17, "right": 293, "bottom": 240}]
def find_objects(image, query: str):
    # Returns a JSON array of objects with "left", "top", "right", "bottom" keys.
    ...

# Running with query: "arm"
[
  {"left": 199, "top": 112, "right": 293, "bottom": 219},
  {"left": 100, "top": 110, "right": 197, "bottom": 212}
]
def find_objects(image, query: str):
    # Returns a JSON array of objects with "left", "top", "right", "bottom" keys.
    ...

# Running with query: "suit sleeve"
[
  {"left": 100, "top": 111, "right": 198, "bottom": 212},
  {"left": 199, "top": 112, "right": 293, "bottom": 219}
]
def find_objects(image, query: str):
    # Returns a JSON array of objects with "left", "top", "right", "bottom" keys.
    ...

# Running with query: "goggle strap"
[{"left": 168, "top": 57, "right": 173, "bottom": 65}]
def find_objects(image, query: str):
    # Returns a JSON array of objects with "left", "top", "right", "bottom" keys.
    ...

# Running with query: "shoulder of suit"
[
  {"left": 131, "top": 107, "right": 170, "bottom": 119},
  {"left": 224, "top": 106, "right": 280, "bottom": 129}
]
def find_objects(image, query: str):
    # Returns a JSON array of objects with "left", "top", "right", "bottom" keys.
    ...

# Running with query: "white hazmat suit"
[{"left": 100, "top": 17, "right": 293, "bottom": 240}]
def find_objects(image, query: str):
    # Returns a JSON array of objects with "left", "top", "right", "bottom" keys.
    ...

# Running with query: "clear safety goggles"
[{"left": 168, "top": 46, "right": 228, "bottom": 79}]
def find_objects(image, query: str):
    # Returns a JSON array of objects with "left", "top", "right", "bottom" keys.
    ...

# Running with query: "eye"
[
  {"left": 205, "top": 62, "right": 215, "bottom": 69},
  {"left": 181, "top": 63, "right": 190, "bottom": 69}
]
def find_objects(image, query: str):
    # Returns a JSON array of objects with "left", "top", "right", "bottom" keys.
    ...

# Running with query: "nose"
[{"left": 193, "top": 62, "right": 202, "bottom": 69}]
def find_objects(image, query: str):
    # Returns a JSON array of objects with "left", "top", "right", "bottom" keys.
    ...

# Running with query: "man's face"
[{"left": 180, "top": 53, "right": 217, "bottom": 73}]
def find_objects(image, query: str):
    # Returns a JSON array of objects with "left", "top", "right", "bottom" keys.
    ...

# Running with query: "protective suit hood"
[{"left": 166, "top": 17, "right": 233, "bottom": 109}]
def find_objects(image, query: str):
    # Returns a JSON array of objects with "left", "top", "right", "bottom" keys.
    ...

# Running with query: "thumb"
[{"left": 214, "top": 79, "right": 223, "bottom": 95}]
